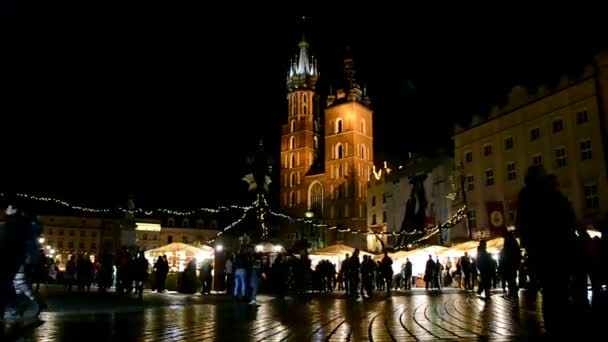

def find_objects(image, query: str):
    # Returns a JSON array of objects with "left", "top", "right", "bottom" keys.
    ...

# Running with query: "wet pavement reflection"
[{"left": 11, "top": 293, "right": 552, "bottom": 341}]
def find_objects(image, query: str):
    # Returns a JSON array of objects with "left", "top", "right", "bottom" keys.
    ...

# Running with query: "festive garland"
[{"left": 15, "top": 193, "right": 247, "bottom": 216}]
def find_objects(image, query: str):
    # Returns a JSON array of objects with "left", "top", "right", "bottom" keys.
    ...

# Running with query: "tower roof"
[{"left": 287, "top": 34, "right": 318, "bottom": 92}]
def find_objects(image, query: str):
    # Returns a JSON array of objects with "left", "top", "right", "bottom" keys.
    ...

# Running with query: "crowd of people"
[{"left": 2, "top": 165, "right": 607, "bottom": 337}]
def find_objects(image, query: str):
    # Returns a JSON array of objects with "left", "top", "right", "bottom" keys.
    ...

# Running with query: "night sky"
[{"left": 4, "top": 4, "right": 605, "bottom": 210}]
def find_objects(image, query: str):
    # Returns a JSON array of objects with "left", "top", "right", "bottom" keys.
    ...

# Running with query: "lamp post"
[{"left": 305, "top": 210, "right": 316, "bottom": 248}]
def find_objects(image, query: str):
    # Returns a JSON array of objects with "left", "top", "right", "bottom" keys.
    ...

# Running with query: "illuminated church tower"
[
  {"left": 280, "top": 38, "right": 373, "bottom": 247},
  {"left": 280, "top": 36, "right": 321, "bottom": 218}
]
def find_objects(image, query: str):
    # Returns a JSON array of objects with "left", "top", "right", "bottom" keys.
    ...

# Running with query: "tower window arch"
[
  {"left": 336, "top": 143, "right": 344, "bottom": 159},
  {"left": 336, "top": 118, "right": 343, "bottom": 134},
  {"left": 290, "top": 136, "right": 296, "bottom": 150},
  {"left": 290, "top": 120, "right": 295, "bottom": 133},
  {"left": 308, "top": 181, "right": 323, "bottom": 214},
  {"left": 289, "top": 191, "right": 296, "bottom": 207},
  {"left": 361, "top": 145, "right": 366, "bottom": 159},
  {"left": 361, "top": 119, "right": 366, "bottom": 135},
  {"left": 290, "top": 172, "right": 296, "bottom": 187},
  {"left": 290, "top": 153, "right": 295, "bottom": 168},
  {"left": 304, "top": 94, "right": 308, "bottom": 103}
]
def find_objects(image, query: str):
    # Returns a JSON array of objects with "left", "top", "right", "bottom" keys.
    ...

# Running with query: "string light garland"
[{"left": 16, "top": 193, "right": 247, "bottom": 216}]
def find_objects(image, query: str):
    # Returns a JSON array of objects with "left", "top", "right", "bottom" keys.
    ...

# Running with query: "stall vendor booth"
[
  {"left": 309, "top": 244, "right": 374, "bottom": 270},
  {"left": 144, "top": 242, "right": 215, "bottom": 272}
]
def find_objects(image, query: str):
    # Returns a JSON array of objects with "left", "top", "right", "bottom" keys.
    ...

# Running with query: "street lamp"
[{"left": 305, "top": 210, "right": 317, "bottom": 247}]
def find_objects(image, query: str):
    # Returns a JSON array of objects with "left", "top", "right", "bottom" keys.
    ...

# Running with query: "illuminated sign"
[{"left": 135, "top": 223, "right": 161, "bottom": 232}]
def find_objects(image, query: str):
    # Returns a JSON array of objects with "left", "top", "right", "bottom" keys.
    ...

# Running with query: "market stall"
[
  {"left": 144, "top": 242, "right": 215, "bottom": 272},
  {"left": 309, "top": 244, "right": 374, "bottom": 270}
]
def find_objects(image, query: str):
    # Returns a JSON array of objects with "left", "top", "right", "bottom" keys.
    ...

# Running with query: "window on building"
[
  {"left": 68, "top": 241, "right": 74, "bottom": 249},
  {"left": 290, "top": 191, "right": 296, "bottom": 207},
  {"left": 584, "top": 184, "right": 599, "bottom": 211},
  {"left": 59, "top": 229, "right": 64, "bottom": 236},
  {"left": 382, "top": 194, "right": 387, "bottom": 203},
  {"left": 303, "top": 106, "right": 307, "bottom": 114},
  {"left": 530, "top": 127, "right": 540, "bottom": 141},
  {"left": 382, "top": 211, "right": 387, "bottom": 223},
  {"left": 78, "top": 242, "right": 85, "bottom": 249},
  {"left": 336, "top": 119, "right": 343, "bottom": 133},
  {"left": 552, "top": 119, "right": 563, "bottom": 133},
  {"left": 485, "top": 169, "right": 495, "bottom": 186},
  {"left": 576, "top": 110, "right": 588, "bottom": 124},
  {"left": 504, "top": 137, "right": 514, "bottom": 150},
  {"left": 338, "top": 208, "right": 343, "bottom": 218},
  {"left": 483, "top": 144, "right": 493, "bottom": 156},
  {"left": 337, "top": 144, "right": 344, "bottom": 159},
  {"left": 290, "top": 172, "right": 295, "bottom": 187},
  {"left": 361, "top": 120, "right": 366, "bottom": 135},
  {"left": 290, "top": 120, "right": 295, "bottom": 133},
  {"left": 555, "top": 147, "right": 567, "bottom": 168},
  {"left": 371, "top": 195, "right": 376, "bottom": 207},
  {"left": 313, "top": 136, "right": 319, "bottom": 149},
  {"left": 290, "top": 136, "right": 295, "bottom": 150},
  {"left": 372, "top": 214, "right": 377, "bottom": 225},
  {"left": 581, "top": 140, "right": 592, "bottom": 160},
  {"left": 466, "top": 175, "right": 474, "bottom": 192},
  {"left": 360, "top": 145, "right": 366, "bottom": 160},
  {"left": 468, "top": 210, "right": 477, "bottom": 229},
  {"left": 80, "top": 230, "right": 85, "bottom": 237},
  {"left": 58, "top": 241, "right": 63, "bottom": 248},
  {"left": 168, "top": 235, "right": 173, "bottom": 243},
  {"left": 465, "top": 151, "right": 473, "bottom": 163},
  {"left": 507, "top": 162, "right": 516, "bottom": 181},
  {"left": 91, "top": 242, "right": 96, "bottom": 249},
  {"left": 532, "top": 154, "right": 543, "bottom": 166},
  {"left": 143, "top": 233, "right": 148, "bottom": 241},
  {"left": 303, "top": 94, "right": 307, "bottom": 103}
]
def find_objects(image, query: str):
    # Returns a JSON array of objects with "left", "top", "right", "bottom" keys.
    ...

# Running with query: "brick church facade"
[{"left": 279, "top": 37, "right": 374, "bottom": 248}]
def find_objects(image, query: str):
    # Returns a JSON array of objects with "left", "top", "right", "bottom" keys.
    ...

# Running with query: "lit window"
[
  {"left": 485, "top": 169, "right": 494, "bottom": 186},
  {"left": 466, "top": 175, "right": 474, "bottom": 191},
  {"left": 584, "top": 184, "right": 599, "bottom": 211},
  {"left": 507, "top": 162, "right": 516, "bottom": 181},
  {"left": 555, "top": 147, "right": 567, "bottom": 168},
  {"left": 468, "top": 210, "right": 477, "bottom": 228},
  {"left": 581, "top": 140, "right": 592, "bottom": 160}
]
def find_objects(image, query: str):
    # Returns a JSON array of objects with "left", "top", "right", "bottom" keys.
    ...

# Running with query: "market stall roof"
[
  {"left": 310, "top": 244, "right": 373, "bottom": 257},
  {"left": 388, "top": 245, "right": 447, "bottom": 260},
  {"left": 145, "top": 242, "right": 214, "bottom": 257}
]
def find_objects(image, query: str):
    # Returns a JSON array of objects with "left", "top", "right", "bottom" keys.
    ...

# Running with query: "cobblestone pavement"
[{"left": 4, "top": 289, "right": 559, "bottom": 341}]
